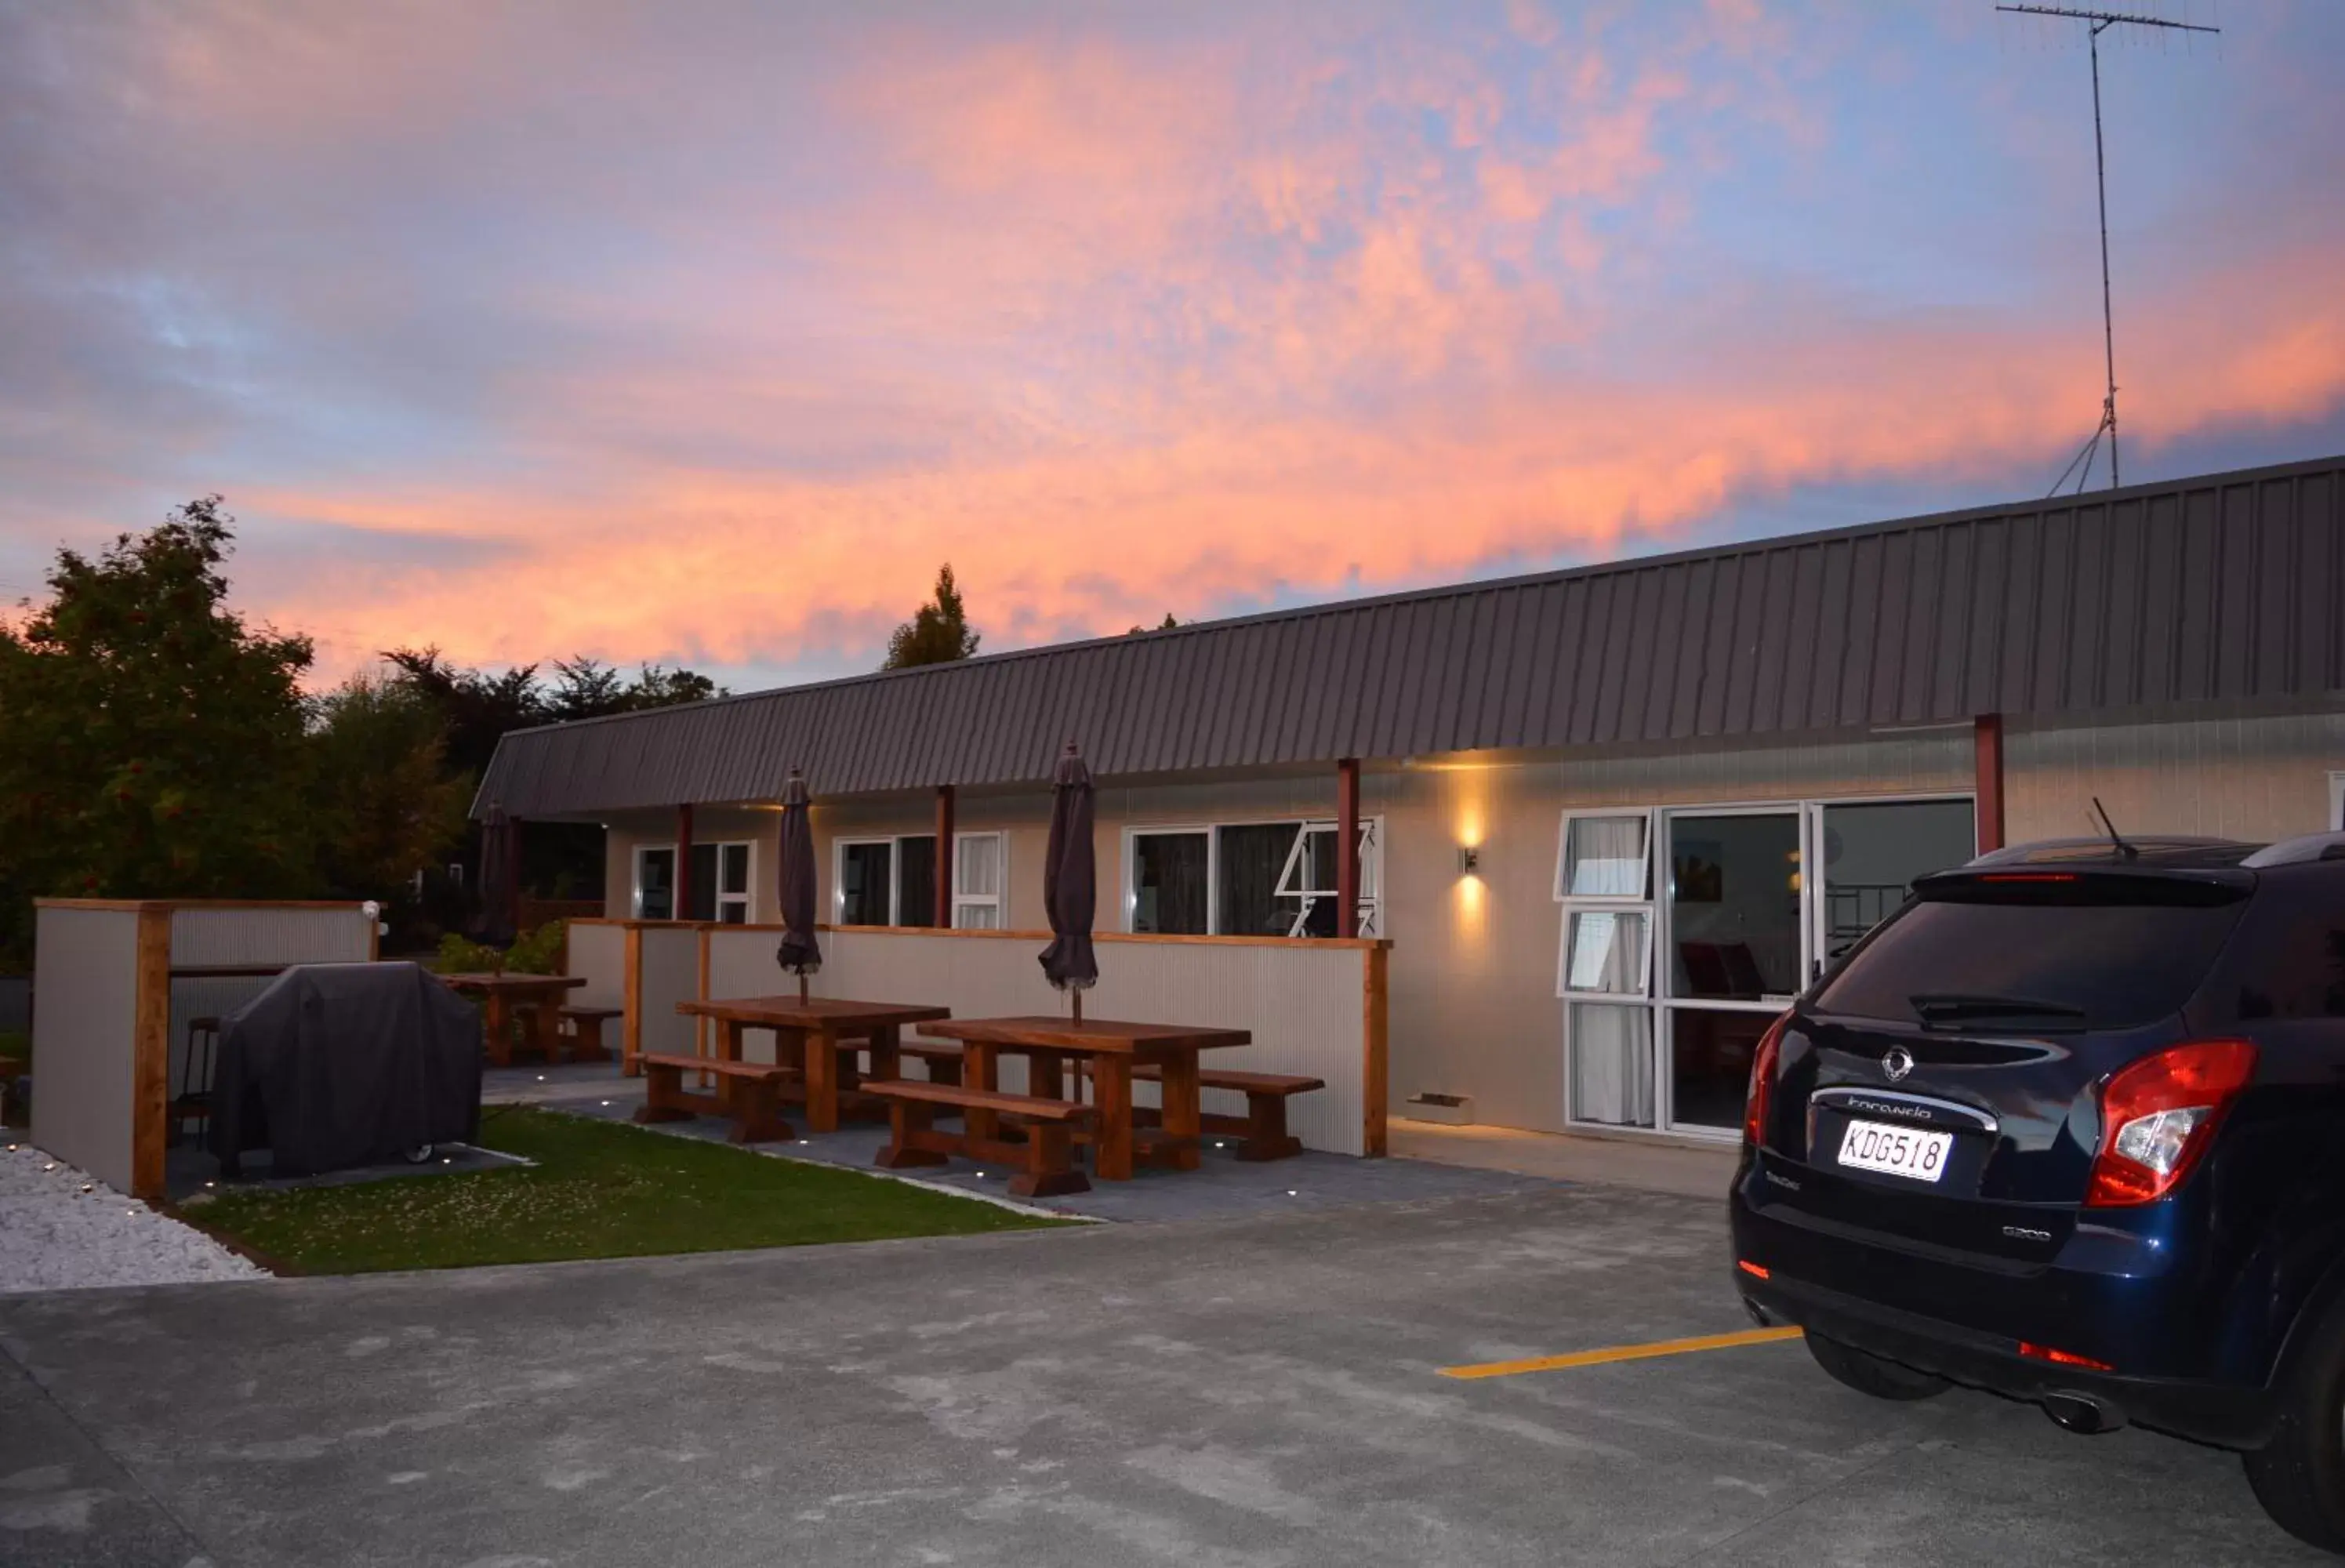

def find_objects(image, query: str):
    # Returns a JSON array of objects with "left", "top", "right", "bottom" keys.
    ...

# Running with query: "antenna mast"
[{"left": 1996, "top": 4, "right": 2218, "bottom": 495}]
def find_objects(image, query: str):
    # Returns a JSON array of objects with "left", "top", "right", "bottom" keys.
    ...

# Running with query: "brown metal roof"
[{"left": 477, "top": 454, "right": 2345, "bottom": 816}]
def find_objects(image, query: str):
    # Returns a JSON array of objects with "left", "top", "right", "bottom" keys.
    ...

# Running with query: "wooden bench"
[
  {"left": 635, "top": 1052, "right": 797, "bottom": 1144},
  {"left": 863, "top": 1080, "right": 1094, "bottom": 1198},
  {"left": 1127, "top": 1063, "right": 1322, "bottom": 1161},
  {"left": 557, "top": 1005, "right": 623, "bottom": 1064},
  {"left": 895, "top": 1040, "right": 966, "bottom": 1087}
]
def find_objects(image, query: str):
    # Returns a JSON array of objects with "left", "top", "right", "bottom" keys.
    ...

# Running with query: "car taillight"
[
  {"left": 2084, "top": 1039, "right": 2257, "bottom": 1207},
  {"left": 1743, "top": 1011, "right": 1791, "bottom": 1150}
]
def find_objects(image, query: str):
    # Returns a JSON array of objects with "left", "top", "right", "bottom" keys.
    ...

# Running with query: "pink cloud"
[{"left": 4, "top": 2, "right": 2340, "bottom": 688}]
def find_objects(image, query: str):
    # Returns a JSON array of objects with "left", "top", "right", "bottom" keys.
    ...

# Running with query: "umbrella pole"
[
  {"left": 1071, "top": 988, "right": 1082, "bottom": 1024},
  {"left": 799, "top": 973, "right": 809, "bottom": 1005}
]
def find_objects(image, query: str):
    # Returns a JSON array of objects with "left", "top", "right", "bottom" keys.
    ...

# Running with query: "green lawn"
[{"left": 183, "top": 1105, "right": 1074, "bottom": 1273}]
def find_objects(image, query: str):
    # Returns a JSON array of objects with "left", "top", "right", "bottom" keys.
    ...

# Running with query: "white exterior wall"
[
  {"left": 587, "top": 704, "right": 2340, "bottom": 1144},
  {"left": 2006, "top": 710, "right": 2345, "bottom": 846}
]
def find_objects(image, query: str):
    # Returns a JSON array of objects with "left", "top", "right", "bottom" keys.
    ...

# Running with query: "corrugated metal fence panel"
[
  {"left": 565, "top": 923, "right": 626, "bottom": 1011},
  {"left": 169, "top": 908, "right": 372, "bottom": 968},
  {"left": 700, "top": 929, "right": 1372, "bottom": 1156},
  {"left": 479, "top": 457, "right": 2345, "bottom": 817},
  {"left": 30, "top": 906, "right": 140, "bottom": 1190},
  {"left": 637, "top": 927, "right": 700, "bottom": 1058}
]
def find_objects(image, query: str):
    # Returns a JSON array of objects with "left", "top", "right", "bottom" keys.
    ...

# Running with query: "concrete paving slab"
[
  {"left": 483, "top": 1065, "right": 1559, "bottom": 1223},
  {"left": 0, "top": 1184, "right": 2323, "bottom": 1567},
  {"left": 1390, "top": 1117, "right": 1740, "bottom": 1200}
]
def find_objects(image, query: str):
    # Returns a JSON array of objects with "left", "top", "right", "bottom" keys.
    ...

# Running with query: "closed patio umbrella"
[
  {"left": 1037, "top": 742, "right": 1098, "bottom": 1020},
  {"left": 775, "top": 768, "right": 822, "bottom": 1003},
  {"left": 474, "top": 800, "right": 519, "bottom": 956}
]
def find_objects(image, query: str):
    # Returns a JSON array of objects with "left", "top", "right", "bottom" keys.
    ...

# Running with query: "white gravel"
[{"left": 0, "top": 1142, "right": 266, "bottom": 1293}]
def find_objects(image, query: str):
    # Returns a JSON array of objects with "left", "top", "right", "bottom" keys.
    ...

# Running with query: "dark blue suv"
[{"left": 1730, "top": 829, "right": 2345, "bottom": 1553}]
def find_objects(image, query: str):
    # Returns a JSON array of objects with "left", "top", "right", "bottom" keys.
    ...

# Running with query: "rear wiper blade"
[{"left": 1909, "top": 992, "right": 2087, "bottom": 1020}]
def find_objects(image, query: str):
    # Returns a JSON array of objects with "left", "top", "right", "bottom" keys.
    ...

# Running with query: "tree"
[
  {"left": 1128, "top": 613, "right": 1182, "bottom": 634},
  {"left": 0, "top": 498, "right": 316, "bottom": 957},
  {"left": 308, "top": 672, "right": 470, "bottom": 902},
  {"left": 882, "top": 564, "right": 981, "bottom": 670},
  {"left": 547, "top": 656, "right": 724, "bottom": 722},
  {"left": 382, "top": 645, "right": 548, "bottom": 782}
]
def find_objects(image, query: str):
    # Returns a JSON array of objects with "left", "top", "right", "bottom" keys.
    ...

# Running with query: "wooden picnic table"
[
  {"left": 436, "top": 972, "right": 587, "bottom": 1067},
  {"left": 676, "top": 996, "right": 953, "bottom": 1134},
  {"left": 918, "top": 1016, "right": 1252, "bottom": 1181}
]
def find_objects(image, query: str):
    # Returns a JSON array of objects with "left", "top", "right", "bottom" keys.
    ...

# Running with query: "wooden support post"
[
  {"left": 131, "top": 904, "right": 172, "bottom": 1201},
  {"left": 622, "top": 924, "right": 644, "bottom": 1076},
  {"left": 673, "top": 803, "right": 695, "bottom": 921},
  {"left": 1974, "top": 714, "right": 2006, "bottom": 855},
  {"left": 1336, "top": 757, "right": 1362, "bottom": 939},
  {"left": 935, "top": 784, "right": 956, "bottom": 930}
]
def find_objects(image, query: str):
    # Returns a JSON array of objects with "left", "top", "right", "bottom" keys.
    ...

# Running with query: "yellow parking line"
[{"left": 1439, "top": 1326, "right": 1804, "bottom": 1381}]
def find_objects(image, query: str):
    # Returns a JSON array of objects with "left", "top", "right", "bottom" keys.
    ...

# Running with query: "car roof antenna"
[{"left": 2091, "top": 796, "right": 2139, "bottom": 861}]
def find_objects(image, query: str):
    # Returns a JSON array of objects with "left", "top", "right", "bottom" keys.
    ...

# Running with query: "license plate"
[{"left": 1835, "top": 1119, "right": 1954, "bottom": 1183}]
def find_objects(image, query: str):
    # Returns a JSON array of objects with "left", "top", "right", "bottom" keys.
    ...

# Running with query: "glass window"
[
  {"left": 717, "top": 843, "right": 750, "bottom": 924},
  {"left": 1561, "top": 815, "right": 1649, "bottom": 897},
  {"left": 897, "top": 835, "right": 938, "bottom": 928},
  {"left": 953, "top": 833, "right": 1005, "bottom": 929},
  {"left": 636, "top": 847, "right": 674, "bottom": 920},
  {"left": 838, "top": 840, "right": 892, "bottom": 926},
  {"left": 1570, "top": 1002, "right": 1655, "bottom": 1127},
  {"left": 1132, "top": 831, "right": 1207, "bottom": 935},
  {"left": 1816, "top": 800, "right": 1974, "bottom": 963},
  {"left": 1668, "top": 813, "right": 1802, "bottom": 1000},
  {"left": 1215, "top": 824, "right": 1292, "bottom": 937},
  {"left": 1670, "top": 1009, "right": 1773, "bottom": 1131},
  {"left": 1273, "top": 822, "right": 1379, "bottom": 937},
  {"left": 686, "top": 843, "right": 720, "bottom": 921},
  {"left": 1564, "top": 909, "right": 1650, "bottom": 995}
]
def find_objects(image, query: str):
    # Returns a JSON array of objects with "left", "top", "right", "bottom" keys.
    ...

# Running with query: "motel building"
[{"left": 477, "top": 454, "right": 2345, "bottom": 1153}]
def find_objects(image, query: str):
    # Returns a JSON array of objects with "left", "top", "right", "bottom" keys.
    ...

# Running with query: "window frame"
[
  {"left": 1558, "top": 793, "right": 1975, "bottom": 1142},
  {"left": 951, "top": 830, "right": 1007, "bottom": 929},
  {"left": 1122, "top": 818, "right": 1385, "bottom": 938},
  {"left": 632, "top": 839, "right": 753, "bottom": 922},
  {"left": 832, "top": 833, "right": 944, "bottom": 927}
]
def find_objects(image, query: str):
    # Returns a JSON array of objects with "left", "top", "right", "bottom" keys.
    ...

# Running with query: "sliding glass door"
[
  {"left": 1662, "top": 810, "right": 1803, "bottom": 1132},
  {"left": 1560, "top": 794, "right": 1977, "bottom": 1138}
]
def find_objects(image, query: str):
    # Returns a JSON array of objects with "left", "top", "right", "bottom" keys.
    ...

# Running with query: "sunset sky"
[{"left": 5, "top": 0, "right": 2340, "bottom": 691}]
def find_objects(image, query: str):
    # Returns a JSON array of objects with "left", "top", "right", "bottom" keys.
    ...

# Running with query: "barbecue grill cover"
[{"left": 207, "top": 962, "right": 483, "bottom": 1177}]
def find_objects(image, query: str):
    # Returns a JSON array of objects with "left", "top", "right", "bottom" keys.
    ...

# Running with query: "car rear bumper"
[{"left": 1733, "top": 1250, "right": 2274, "bottom": 1450}]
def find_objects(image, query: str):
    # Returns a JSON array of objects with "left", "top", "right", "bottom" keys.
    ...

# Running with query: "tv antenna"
[{"left": 1995, "top": 5, "right": 2218, "bottom": 495}]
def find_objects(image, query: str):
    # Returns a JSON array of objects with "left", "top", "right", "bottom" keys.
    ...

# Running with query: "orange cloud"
[{"left": 5, "top": 2, "right": 2341, "bottom": 691}]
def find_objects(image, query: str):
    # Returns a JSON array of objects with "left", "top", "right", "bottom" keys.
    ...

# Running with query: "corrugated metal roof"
[{"left": 477, "top": 455, "right": 2345, "bottom": 816}]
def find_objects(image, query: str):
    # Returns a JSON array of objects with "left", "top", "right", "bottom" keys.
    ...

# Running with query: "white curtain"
[
  {"left": 1566, "top": 909, "right": 1648, "bottom": 993},
  {"left": 952, "top": 834, "right": 1004, "bottom": 929},
  {"left": 1570, "top": 1002, "right": 1656, "bottom": 1127},
  {"left": 1566, "top": 816, "right": 1647, "bottom": 896},
  {"left": 955, "top": 833, "right": 1002, "bottom": 898}
]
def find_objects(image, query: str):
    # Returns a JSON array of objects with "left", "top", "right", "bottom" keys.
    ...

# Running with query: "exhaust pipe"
[
  {"left": 2042, "top": 1393, "right": 2125, "bottom": 1436},
  {"left": 1744, "top": 1298, "right": 1775, "bottom": 1329}
]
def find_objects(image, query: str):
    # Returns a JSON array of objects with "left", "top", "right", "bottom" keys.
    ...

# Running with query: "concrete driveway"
[{"left": 0, "top": 1184, "right": 2323, "bottom": 1568}]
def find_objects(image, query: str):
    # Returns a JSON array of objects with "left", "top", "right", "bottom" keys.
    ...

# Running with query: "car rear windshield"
[{"left": 1812, "top": 877, "right": 2249, "bottom": 1031}]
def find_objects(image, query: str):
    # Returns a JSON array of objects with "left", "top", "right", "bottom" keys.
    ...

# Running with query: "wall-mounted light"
[{"left": 1458, "top": 846, "right": 1481, "bottom": 875}]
